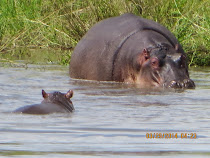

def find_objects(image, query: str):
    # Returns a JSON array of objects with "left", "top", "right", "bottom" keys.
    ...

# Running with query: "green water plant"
[{"left": 0, "top": 0, "right": 209, "bottom": 66}]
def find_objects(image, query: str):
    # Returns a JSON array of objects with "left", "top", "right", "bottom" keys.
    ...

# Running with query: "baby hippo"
[{"left": 14, "top": 89, "right": 74, "bottom": 114}]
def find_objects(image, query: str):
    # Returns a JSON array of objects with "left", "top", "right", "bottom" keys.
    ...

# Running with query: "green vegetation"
[{"left": 0, "top": 0, "right": 209, "bottom": 66}]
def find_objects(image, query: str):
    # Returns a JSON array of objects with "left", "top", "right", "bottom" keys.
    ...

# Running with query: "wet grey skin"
[
  {"left": 14, "top": 90, "right": 74, "bottom": 114},
  {"left": 69, "top": 13, "right": 195, "bottom": 89}
]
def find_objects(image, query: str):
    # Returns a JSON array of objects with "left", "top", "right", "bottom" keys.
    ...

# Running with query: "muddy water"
[{"left": 0, "top": 63, "right": 210, "bottom": 158}]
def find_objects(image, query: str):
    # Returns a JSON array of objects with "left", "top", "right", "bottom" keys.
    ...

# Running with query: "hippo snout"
[{"left": 168, "top": 79, "right": 195, "bottom": 89}]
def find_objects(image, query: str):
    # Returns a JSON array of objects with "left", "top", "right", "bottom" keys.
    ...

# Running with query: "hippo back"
[
  {"left": 13, "top": 103, "right": 69, "bottom": 114},
  {"left": 69, "top": 13, "right": 185, "bottom": 82}
]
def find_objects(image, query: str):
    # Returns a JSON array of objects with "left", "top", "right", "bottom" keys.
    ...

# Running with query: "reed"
[{"left": 0, "top": 0, "right": 209, "bottom": 66}]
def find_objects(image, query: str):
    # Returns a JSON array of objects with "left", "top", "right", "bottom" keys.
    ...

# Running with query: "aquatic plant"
[{"left": 0, "top": 0, "right": 209, "bottom": 66}]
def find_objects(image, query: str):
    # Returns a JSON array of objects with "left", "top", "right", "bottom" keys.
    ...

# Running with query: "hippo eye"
[
  {"left": 160, "top": 54, "right": 166, "bottom": 59},
  {"left": 152, "top": 60, "right": 157, "bottom": 65}
]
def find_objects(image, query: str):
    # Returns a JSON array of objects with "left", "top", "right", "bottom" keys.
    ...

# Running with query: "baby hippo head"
[
  {"left": 13, "top": 89, "right": 74, "bottom": 114},
  {"left": 42, "top": 89, "right": 74, "bottom": 112}
]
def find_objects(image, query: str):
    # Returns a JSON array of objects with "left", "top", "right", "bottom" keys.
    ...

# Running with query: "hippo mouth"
[
  {"left": 165, "top": 79, "right": 195, "bottom": 89},
  {"left": 150, "top": 70, "right": 195, "bottom": 89},
  {"left": 151, "top": 71, "right": 162, "bottom": 87}
]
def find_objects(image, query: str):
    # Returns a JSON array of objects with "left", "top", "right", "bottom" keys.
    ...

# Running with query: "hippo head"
[
  {"left": 42, "top": 89, "right": 74, "bottom": 112},
  {"left": 136, "top": 44, "right": 195, "bottom": 89}
]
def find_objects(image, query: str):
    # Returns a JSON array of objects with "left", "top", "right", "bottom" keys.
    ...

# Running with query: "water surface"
[{"left": 0, "top": 63, "right": 210, "bottom": 157}]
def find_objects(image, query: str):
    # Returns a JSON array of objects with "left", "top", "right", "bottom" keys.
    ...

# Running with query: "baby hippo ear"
[
  {"left": 65, "top": 90, "right": 73, "bottom": 99},
  {"left": 42, "top": 89, "right": 48, "bottom": 99}
]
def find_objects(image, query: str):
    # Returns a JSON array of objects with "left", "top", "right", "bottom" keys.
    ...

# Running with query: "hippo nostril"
[
  {"left": 167, "top": 79, "right": 195, "bottom": 89},
  {"left": 176, "top": 82, "right": 180, "bottom": 88},
  {"left": 177, "top": 82, "right": 185, "bottom": 88},
  {"left": 183, "top": 79, "right": 188, "bottom": 83},
  {"left": 179, "top": 82, "right": 184, "bottom": 88},
  {"left": 184, "top": 79, "right": 195, "bottom": 89},
  {"left": 168, "top": 81, "right": 184, "bottom": 89},
  {"left": 177, "top": 82, "right": 181, "bottom": 88},
  {"left": 168, "top": 80, "right": 178, "bottom": 88},
  {"left": 183, "top": 79, "right": 189, "bottom": 87}
]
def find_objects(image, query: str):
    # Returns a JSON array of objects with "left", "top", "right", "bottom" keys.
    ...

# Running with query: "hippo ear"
[
  {"left": 138, "top": 49, "right": 150, "bottom": 65},
  {"left": 42, "top": 90, "right": 48, "bottom": 99},
  {"left": 143, "top": 49, "right": 150, "bottom": 59},
  {"left": 65, "top": 90, "right": 73, "bottom": 99}
]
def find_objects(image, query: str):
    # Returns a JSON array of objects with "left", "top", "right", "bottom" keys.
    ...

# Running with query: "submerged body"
[
  {"left": 14, "top": 90, "right": 74, "bottom": 114},
  {"left": 70, "top": 13, "right": 195, "bottom": 89}
]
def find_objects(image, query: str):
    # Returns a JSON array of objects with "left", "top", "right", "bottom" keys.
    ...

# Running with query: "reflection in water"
[{"left": 0, "top": 64, "right": 210, "bottom": 157}]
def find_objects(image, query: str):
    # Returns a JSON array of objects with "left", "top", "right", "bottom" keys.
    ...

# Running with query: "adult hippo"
[
  {"left": 69, "top": 13, "right": 195, "bottom": 89},
  {"left": 14, "top": 90, "right": 74, "bottom": 114}
]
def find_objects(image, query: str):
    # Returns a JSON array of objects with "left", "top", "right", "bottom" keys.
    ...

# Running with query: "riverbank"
[{"left": 0, "top": 0, "right": 209, "bottom": 66}]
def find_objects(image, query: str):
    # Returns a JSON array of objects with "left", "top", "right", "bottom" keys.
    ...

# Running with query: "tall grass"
[{"left": 0, "top": 0, "right": 209, "bottom": 66}]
